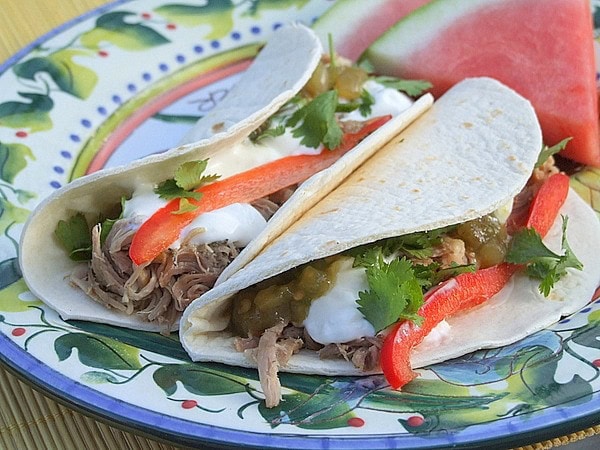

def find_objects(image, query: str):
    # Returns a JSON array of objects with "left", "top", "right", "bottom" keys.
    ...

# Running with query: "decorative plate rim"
[{"left": 0, "top": 1, "right": 599, "bottom": 449}]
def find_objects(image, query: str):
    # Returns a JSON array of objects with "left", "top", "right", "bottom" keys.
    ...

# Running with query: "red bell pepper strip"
[
  {"left": 129, "top": 115, "right": 391, "bottom": 266},
  {"left": 380, "top": 172, "right": 571, "bottom": 389},
  {"left": 525, "top": 172, "right": 570, "bottom": 236}
]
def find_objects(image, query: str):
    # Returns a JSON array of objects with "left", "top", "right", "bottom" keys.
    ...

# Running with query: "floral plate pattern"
[{"left": 1, "top": 1, "right": 600, "bottom": 448}]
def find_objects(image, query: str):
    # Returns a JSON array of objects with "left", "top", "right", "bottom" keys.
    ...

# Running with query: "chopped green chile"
[
  {"left": 303, "top": 60, "right": 368, "bottom": 100},
  {"left": 455, "top": 215, "right": 509, "bottom": 268},
  {"left": 229, "top": 258, "right": 348, "bottom": 337}
]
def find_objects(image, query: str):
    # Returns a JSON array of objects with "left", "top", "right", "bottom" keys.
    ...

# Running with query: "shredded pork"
[
  {"left": 247, "top": 322, "right": 302, "bottom": 408},
  {"left": 71, "top": 189, "right": 295, "bottom": 334}
]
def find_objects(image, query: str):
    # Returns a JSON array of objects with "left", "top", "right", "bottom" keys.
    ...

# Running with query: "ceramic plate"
[{"left": 1, "top": 1, "right": 600, "bottom": 448}]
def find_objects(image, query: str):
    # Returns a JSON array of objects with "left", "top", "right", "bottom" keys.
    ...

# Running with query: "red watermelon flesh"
[
  {"left": 364, "top": 0, "right": 600, "bottom": 167},
  {"left": 312, "top": 0, "right": 430, "bottom": 61}
]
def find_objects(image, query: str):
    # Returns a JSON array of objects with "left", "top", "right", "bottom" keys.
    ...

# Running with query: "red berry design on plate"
[
  {"left": 166, "top": 23, "right": 177, "bottom": 30},
  {"left": 181, "top": 400, "right": 198, "bottom": 409},
  {"left": 98, "top": 50, "right": 109, "bottom": 58},
  {"left": 347, "top": 417, "right": 365, "bottom": 427},
  {"left": 407, "top": 415, "right": 425, "bottom": 427},
  {"left": 593, "top": 359, "right": 600, "bottom": 368},
  {"left": 15, "top": 131, "right": 27, "bottom": 138},
  {"left": 12, "top": 328, "right": 26, "bottom": 337},
  {"left": 141, "top": 12, "right": 152, "bottom": 19}
]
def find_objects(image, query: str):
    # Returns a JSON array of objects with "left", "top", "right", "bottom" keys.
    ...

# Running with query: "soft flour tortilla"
[
  {"left": 181, "top": 77, "right": 600, "bottom": 375},
  {"left": 18, "top": 24, "right": 431, "bottom": 331}
]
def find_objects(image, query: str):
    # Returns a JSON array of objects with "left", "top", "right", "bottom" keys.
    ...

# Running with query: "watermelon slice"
[
  {"left": 362, "top": 0, "right": 600, "bottom": 167},
  {"left": 312, "top": 0, "right": 430, "bottom": 61}
]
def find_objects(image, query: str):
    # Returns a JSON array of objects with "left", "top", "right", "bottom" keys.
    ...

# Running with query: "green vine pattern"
[
  {"left": 0, "top": 0, "right": 310, "bottom": 133},
  {"left": 0, "top": 300, "right": 597, "bottom": 432}
]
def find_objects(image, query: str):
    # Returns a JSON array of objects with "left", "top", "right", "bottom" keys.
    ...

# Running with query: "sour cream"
[
  {"left": 343, "top": 80, "right": 414, "bottom": 122},
  {"left": 419, "top": 320, "right": 452, "bottom": 347},
  {"left": 122, "top": 184, "right": 168, "bottom": 220},
  {"left": 121, "top": 187, "right": 267, "bottom": 249},
  {"left": 176, "top": 203, "right": 267, "bottom": 248},
  {"left": 304, "top": 257, "right": 375, "bottom": 345}
]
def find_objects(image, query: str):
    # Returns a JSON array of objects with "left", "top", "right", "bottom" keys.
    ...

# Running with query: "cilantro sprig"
[
  {"left": 505, "top": 216, "right": 583, "bottom": 296},
  {"left": 351, "top": 228, "right": 476, "bottom": 332},
  {"left": 286, "top": 90, "right": 344, "bottom": 149},
  {"left": 55, "top": 213, "right": 93, "bottom": 261},
  {"left": 55, "top": 197, "right": 125, "bottom": 262},
  {"left": 154, "top": 159, "right": 219, "bottom": 214},
  {"left": 374, "top": 76, "right": 432, "bottom": 97},
  {"left": 354, "top": 247, "right": 424, "bottom": 333},
  {"left": 536, "top": 137, "right": 571, "bottom": 167}
]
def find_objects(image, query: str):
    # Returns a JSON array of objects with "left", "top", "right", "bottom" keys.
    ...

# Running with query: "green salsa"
[{"left": 229, "top": 257, "right": 349, "bottom": 337}]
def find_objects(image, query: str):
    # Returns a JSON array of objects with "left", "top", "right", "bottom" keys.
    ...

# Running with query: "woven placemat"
[
  {"left": 0, "top": 367, "right": 185, "bottom": 450},
  {"left": 514, "top": 426, "right": 600, "bottom": 450}
]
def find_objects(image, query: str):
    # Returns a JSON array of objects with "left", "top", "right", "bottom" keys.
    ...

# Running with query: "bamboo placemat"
[{"left": 0, "top": 1, "right": 598, "bottom": 449}]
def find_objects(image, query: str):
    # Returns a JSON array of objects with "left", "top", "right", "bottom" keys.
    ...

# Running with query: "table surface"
[{"left": 0, "top": 1, "right": 598, "bottom": 449}]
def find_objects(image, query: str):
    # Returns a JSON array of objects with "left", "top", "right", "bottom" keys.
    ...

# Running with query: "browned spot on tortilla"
[
  {"left": 212, "top": 122, "right": 225, "bottom": 133},
  {"left": 462, "top": 122, "right": 473, "bottom": 129}
]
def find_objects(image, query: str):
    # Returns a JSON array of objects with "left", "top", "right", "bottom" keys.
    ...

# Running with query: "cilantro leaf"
[
  {"left": 154, "top": 178, "right": 202, "bottom": 201},
  {"left": 536, "top": 137, "right": 571, "bottom": 167},
  {"left": 374, "top": 76, "right": 432, "bottom": 97},
  {"left": 286, "top": 90, "right": 343, "bottom": 149},
  {"left": 55, "top": 213, "right": 92, "bottom": 261},
  {"left": 154, "top": 159, "right": 218, "bottom": 205},
  {"left": 175, "top": 160, "right": 219, "bottom": 190},
  {"left": 383, "top": 228, "right": 449, "bottom": 260},
  {"left": 354, "top": 248, "right": 424, "bottom": 333},
  {"left": 506, "top": 216, "right": 583, "bottom": 296},
  {"left": 172, "top": 197, "right": 199, "bottom": 215},
  {"left": 99, "top": 196, "right": 126, "bottom": 245},
  {"left": 358, "top": 89, "right": 375, "bottom": 117},
  {"left": 250, "top": 122, "right": 285, "bottom": 143}
]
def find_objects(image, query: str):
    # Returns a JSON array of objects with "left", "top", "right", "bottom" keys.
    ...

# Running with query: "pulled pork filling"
[{"left": 70, "top": 188, "right": 296, "bottom": 334}]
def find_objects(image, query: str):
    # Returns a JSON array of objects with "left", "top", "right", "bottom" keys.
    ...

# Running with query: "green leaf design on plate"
[
  {"left": 13, "top": 49, "right": 98, "bottom": 99},
  {"left": 0, "top": 93, "right": 53, "bottom": 132},
  {"left": 13, "top": 49, "right": 98, "bottom": 100},
  {"left": 0, "top": 197, "right": 30, "bottom": 236},
  {"left": 0, "top": 278, "right": 41, "bottom": 312},
  {"left": 0, "top": 258, "right": 21, "bottom": 291},
  {"left": 364, "top": 378, "right": 503, "bottom": 433},
  {"left": 569, "top": 311, "right": 600, "bottom": 350},
  {"left": 67, "top": 320, "right": 190, "bottom": 361},
  {"left": 81, "top": 370, "right": 120, "bottom": 384},
  {"left": 0, "top": 141, "right": 35, "bottom": 183},
  {"left": 153, "top": 363, "right": 248, "bottom": 396},
  {"left": 155, "top": 2, "right": 234, "bottom": 39},
  {"left": 261, "top": 391, "right": 359, "bottom": 430},
  {"left": 246, "top": 0, "right": 311, "bottom": 16},
  {"left": 54, "top": 332, "right": 142, "bottom": 370},
  {"left": 81, "top": 11, "right": 170, "bottom": 51},
  {"left": 260, "top": 376, "right": 376, "bottom": 429}
]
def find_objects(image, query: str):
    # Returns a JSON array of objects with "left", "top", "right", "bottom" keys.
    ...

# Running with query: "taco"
[
  {"left": 19, "top": 24, "right": 432, "bottom": 333},
  {"left": 180, "top": 77, "right": 600, "bottom": 407}
]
